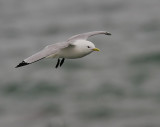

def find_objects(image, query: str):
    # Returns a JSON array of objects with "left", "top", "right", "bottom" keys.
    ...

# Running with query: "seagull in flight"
[{"left": 15, "top": 31, "right": 111, "bottom": 68}]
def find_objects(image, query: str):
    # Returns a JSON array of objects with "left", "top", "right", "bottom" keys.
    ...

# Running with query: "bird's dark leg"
[
  {"left": 60, "top": 58, "right": 65, "bottom": 67},
  {"left": 55, "top": 58, "right": 60, "bottom": 68}
]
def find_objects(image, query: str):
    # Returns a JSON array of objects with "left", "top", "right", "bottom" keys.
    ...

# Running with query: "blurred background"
[{"left": 1, "top": 0, "right": 160, "bottom": 127}]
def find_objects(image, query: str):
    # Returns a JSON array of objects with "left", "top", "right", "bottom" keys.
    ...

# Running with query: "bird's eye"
[{"left": 87, "top": 46, "right": 90, "bottom": 48}]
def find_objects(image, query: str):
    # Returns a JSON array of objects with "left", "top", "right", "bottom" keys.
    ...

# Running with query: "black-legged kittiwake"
[{"left": 15, "top": 31, "right": 111, "bottom": 68}]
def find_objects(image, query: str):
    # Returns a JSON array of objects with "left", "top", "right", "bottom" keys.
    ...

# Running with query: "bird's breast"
[{"left": 58, "top": 47, "right": 91, "bottom": 59}]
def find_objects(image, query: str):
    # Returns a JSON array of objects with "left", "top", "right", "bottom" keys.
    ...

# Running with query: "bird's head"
[{"left": 73, "top": 40, "right": 100, "bottom": 54}]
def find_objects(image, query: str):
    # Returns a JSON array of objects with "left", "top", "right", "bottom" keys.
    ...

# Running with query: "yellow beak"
[{"left": 92, "top": 48, "right": 100, "bottom": 51}]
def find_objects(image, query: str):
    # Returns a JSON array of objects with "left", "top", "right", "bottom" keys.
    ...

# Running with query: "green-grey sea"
[{"left": 1, "top": 0, "right": 160, "bottom": 127}]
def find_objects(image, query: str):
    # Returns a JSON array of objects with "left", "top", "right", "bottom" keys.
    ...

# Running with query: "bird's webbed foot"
[{"left": 55, "top": 58, "right": 65, "bottom": 68}]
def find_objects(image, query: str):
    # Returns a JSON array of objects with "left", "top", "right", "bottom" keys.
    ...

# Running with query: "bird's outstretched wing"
[
  {"left": 15, "top": 42, "right": 68, "bottom": 68},
  {"left": 67, "top": 31, "right": 111, "bottom": 43}
]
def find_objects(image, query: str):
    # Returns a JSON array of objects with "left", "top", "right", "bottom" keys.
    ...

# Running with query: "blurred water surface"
[{"left": 1, "top": 0, "right": 160, "bottom": 127}]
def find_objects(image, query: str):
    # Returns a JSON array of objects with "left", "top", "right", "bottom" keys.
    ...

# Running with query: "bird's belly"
[
  {"left": 60, "top": 52, "right": 90, "bottom": 59},
  {"left": 58, "top": 49, "right": 91, "bottom": 59}
]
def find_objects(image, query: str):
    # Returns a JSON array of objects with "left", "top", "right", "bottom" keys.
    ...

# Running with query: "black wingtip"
[
  {"left": 15, "top": 61, "right": 29, "bottom": 68},
  {"left": 105, "top": 32, "right": 111, "bottom": 36}
]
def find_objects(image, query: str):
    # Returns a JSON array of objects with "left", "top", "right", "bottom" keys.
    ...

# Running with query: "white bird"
[{"left": 15, "top": 31, "right": 111, "bottom": 68}]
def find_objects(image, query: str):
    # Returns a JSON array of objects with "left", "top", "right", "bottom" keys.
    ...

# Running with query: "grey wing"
[
  {"left": 67, "top": 31, "right": 111, "bottom": 43},
  {"left": 24, "top": 47, "right": 57, "bottom": 63},
  {"left": 15, "top": 42, "right": 69, "bottom": 68}
]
